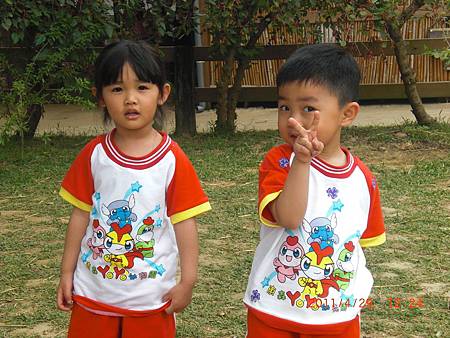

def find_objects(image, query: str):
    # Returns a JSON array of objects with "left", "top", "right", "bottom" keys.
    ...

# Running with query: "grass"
[{"left": 0, "top": 122, "right": 449, "bottom": 338}]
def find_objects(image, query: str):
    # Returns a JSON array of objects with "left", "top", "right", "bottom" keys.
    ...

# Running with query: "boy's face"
[{"left": 277, "top": 81, "right": 354, "bottom": 150}]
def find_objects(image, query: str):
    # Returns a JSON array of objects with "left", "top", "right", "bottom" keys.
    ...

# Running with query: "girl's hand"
[
  {"left": 163, "top": 281, "right": 195, "bottom": 314},
  {"left": 289, "top": 111, "right": 324, "bottom": 163},
  {"left": 57, "top": 273, "right": 74, "bottom": 311}
]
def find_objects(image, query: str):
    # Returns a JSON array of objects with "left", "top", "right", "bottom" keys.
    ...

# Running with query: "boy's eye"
[
  {"left": 303, "top": 106, "right": 316, "bottom": 113},
  {"left": 278, "top": 105, "right": 289, "bottom": 112}
]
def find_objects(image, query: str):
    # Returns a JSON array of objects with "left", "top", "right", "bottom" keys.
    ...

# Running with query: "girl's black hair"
[
  {"left": 94, "top": 40, "right": 167, "bottom": 124},
  {"left": 276, "top": 44, "right": 361, "bottom": 107}
]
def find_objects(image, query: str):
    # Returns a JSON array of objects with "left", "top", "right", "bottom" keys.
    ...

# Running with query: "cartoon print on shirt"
[
  {"left": 79, "top": 182, "right": 168, "bottom": 282},
  {"left": 135, "top": 217, "right": 156, "bottom": 258},
  {"left": 86, "top": 219, "right": 106, "bottom": 260},
  {"left": 102, "top": 223, "right": 144, "bottom": 280},
  {"left": 333, "top": 241, "right": 355, "bottom": 291},
  {"left": 302, "top": 214, "right": 339, "bottom": 250},
  {"left": 101, "top": 194, "right": 138, "bottom": 228},
  {"left": 297, "top": 242, "right": 339, "bottom": 310},
  {"left": 273, "top": 236, "right": 304, "bottom": 283}
]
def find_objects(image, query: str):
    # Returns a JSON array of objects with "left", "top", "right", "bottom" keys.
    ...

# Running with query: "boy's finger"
[
  {"left": 288, "top": 118, "right": 308, "bottom": 137},
  {"left": 310, "top": 111, "right": 320, "bottom": 134}
]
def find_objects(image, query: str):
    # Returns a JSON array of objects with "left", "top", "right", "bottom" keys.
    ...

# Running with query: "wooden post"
[{"left": 174, "top": 42, "right": 197, "bottom": 136}]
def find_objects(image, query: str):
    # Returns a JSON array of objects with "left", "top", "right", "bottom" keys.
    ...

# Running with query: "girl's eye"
[
  {"left": 303, "top": 106, "right": 316, "bottom": 113},
  {"left": 138, "top": 85, "right": 149, "bottom": 90},
  {"left": 111, "top": 87, "right": 122, "bottom": 93},
  {"left": 278, "top": 105, "right": 289, "bottom": 112}
]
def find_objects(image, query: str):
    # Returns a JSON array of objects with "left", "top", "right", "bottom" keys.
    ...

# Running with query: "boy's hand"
[
  {"left": 57, "top": 273, "right": 74, "bottom": 311},
  {"left": 289, "top": 111, "right": 323, "bottom": 163},
  {"left": 163, "top": 281, "right": 195, "bottom": 314}
]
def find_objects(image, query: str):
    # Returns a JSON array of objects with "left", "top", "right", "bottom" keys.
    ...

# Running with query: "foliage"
[
  {"left": 205, "top": 0, "right": 335, "bottom": 132},
  {"left": 0, "top": 1, "right": 114, "bottom": 143},
  {"left": 0, "top": 123, "right": 449, "bottom": 336},
  {"left": 326, "top": 0, "right": 448, "bottom": 125},
  {"left": 110, "top": 0, "right": 198, "bottom": 43}
]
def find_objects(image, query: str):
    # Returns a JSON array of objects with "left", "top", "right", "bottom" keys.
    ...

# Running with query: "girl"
[{"left": 57, "top": 40, "right": 211, "bottom": 338}]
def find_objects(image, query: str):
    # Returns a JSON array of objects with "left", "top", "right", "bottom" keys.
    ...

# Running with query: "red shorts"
[
  {"left": 68, "top": 302, "right": 176, "bottom": 338},
  {"left": 247, "top": 308, "right": 360, "bottom": 338}
]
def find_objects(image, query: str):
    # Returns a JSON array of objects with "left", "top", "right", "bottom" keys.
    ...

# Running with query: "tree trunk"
[
  {"left": 226, "top": 56, "right": 251, "bottom": 131},
  {"left": 384, "top": 18, "right": 435, "bottom": 125},
  {"left": 174, "top": 43, "right": 196, "bottom": 136},
  {"left": 24, "top": 104, "right": 43, "bottom": 139},
  {"left": 215, "top": 50, "right": 235, "bottom": 132}
]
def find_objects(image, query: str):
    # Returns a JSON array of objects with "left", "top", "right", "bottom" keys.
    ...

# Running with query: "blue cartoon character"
[
  {"left": 297, "top": 242, "right": 339, "bottom": 310},
  {"left": 333, "top": 241, "right": 355, "bottom": 291},
  {"left": 135, "top": 217, "right": 156, "bottom": 258},
  {"left": 273, "top": 236, "right": 304, "bottom": 283},
  {"left": 102, "top": 223, "right": 143, "bottom": 280},
  {"left": 302, "top": 214, "right": 339, "bottom": 250},
  {"left": 102, "top": 194, "right": 137, "bottom": 228}
]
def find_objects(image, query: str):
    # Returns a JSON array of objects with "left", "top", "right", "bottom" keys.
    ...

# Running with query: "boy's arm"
[
  {"left": 271, "top": 114, "right": 323, "bottom": 230},
  {"left": 57, "top": 207, "right": 90, "bottom": 311},
  {"left": 164, "top": 217, "right": 198, "bottom": 314}
]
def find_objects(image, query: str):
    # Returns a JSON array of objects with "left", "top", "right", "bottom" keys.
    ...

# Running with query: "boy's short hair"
[{"left": 276, "top": 44, "right": 361, "bottom": 107}]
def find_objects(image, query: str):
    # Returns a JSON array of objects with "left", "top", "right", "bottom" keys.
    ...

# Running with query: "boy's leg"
[
  {"left": 247, "top": 309, "right": 297, "bottom": 338},
  {"left": 68, "top": 303, "right": 120, "bottom": 338},
  {"left": 122, "top": 311, "right": 175, "bottom": 338}
]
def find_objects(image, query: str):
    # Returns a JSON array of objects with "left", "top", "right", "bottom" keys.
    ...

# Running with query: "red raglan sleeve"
[
  {"left": 166, "top": 143, "right": 211, "bottom": 225},
  {"left": 357, "top": 158, "right": 386, "bottom": 247},
  {"left": 258, "top": 145, "right": 291, "bottom": 227},
  {"left": 59, "top": 137, "right": 100, "bottom": 212}
]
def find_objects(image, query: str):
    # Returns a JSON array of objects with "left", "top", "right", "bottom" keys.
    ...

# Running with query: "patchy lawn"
[{"left": 0, "top": 122, "right": 449, "bottom": 337}]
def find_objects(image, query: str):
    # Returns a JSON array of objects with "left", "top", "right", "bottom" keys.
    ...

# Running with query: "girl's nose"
[{"left": 125, "top": 93, "right": 137, "bottom": 105}]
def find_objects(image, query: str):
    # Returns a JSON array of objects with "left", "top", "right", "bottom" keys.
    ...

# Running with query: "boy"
[{"left": 244, "top": 44, "right": 386, "bottom": 337}]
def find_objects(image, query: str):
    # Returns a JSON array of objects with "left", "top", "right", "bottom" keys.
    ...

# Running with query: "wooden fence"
[{"left": 159, "top": 37, "right": 449, "bottom": 103}]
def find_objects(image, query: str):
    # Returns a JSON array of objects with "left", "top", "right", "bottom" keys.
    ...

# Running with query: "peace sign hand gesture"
[{"left": 288, "top": 111, "right": 324, "bottom": 164}]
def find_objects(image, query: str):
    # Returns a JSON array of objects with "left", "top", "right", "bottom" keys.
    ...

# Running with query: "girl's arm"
[
  {"left": 57, "top": 207, "right": 90, "bottom": 311},
  {"left": 163, "top": 217, "right": 198, "bottom": 314}
]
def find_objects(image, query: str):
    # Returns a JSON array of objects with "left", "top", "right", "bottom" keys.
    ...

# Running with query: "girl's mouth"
[{"left": 125, "top": 111, "right": 140, "bottom": 120}]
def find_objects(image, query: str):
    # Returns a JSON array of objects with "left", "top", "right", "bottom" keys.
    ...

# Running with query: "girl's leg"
[
  {"left": 122, "top": 311, "right": 176, "bottom": 338},
  {"left": 247, "top": 309, "right": 297, "bottom": 338},
  {"left": 68, "top": 303, "right": 120, "bottom": 338}
]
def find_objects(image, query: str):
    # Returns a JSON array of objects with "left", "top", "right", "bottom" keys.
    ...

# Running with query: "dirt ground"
[{"left": 35, "top": 102, "right": 450, "bottom": 135}]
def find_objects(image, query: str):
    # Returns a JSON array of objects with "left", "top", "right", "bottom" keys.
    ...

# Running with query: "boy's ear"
[
  {"left": 158, "top": 83, "right": 171, "bottom": 105},
  {"left": 341, "top": 102, "right": 360, "bottom": 127}
]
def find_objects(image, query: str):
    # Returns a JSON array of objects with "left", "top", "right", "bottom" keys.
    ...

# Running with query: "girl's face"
[{"left": 99, "top": 62, "right": 170, "bottom": 134}]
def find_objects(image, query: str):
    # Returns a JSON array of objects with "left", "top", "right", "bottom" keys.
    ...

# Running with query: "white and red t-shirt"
[
  {"left": 244, "top": 144, "right": 385, "bottom": 330},
  {"left": 60, "top": 130, "right": 211, "bottom": 315}
]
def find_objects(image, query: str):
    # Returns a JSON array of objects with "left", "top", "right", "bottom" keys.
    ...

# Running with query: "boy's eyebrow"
[{"left": 278, "top": 95, "right": 319, "bottom": 102}]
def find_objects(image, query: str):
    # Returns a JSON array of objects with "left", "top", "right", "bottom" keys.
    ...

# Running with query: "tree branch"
[{"left": 398, "top": 0, "right": 424, "bottom": 27}]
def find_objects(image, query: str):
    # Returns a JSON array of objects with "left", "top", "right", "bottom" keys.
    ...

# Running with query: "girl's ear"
[
  {"left": 341, "top": 102, "right": 360, "bottom": 127},
  {"left": 158, "top": 83, "right": 171, "bottom": 105},
  {"left": 92, "top": 87, "right": 105, "bottom": 107}
]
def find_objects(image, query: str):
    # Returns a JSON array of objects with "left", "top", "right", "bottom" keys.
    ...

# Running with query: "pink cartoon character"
[
  {"left": 87, "top": 219, "right": 106, "bottom": 260},
  {"left": 273, "top": 236, "right": 305, "bottom": 283}
]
